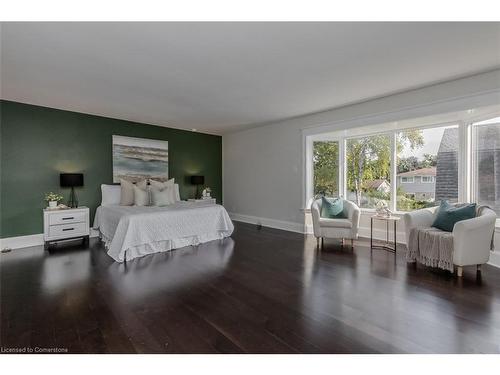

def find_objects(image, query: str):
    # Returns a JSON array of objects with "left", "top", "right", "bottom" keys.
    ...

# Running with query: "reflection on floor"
[{"left": 1, "top": 222, "right": 500, "bottom": 353}]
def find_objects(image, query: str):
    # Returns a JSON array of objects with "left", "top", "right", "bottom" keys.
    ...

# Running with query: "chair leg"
[
  {"left": 351, "top": 238, "right": 354, "bottom": 248},
  {"left": 316, "top": 237, "right": 320, "bottom": 248},
  {"left": 457, "top": 266, "right": 463, "bottom": 277},
  {"left": 477, "top": 264, "right": 482, "bottom": 273}
]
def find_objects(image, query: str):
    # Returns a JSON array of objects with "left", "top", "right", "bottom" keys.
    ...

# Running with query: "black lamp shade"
[
  {"left": 190, "top": 175, "right": 204, "bottom": 185},
  {"left": 60, "top": 173, "right": 84, "bottom": 187}
]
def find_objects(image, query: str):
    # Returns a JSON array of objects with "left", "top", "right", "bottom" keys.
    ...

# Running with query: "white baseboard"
[
  {"left": 358, "top": 226, "right": 407, "bottom": 245},
  {"left": 0, "top": 233, "right": 44, "bottom": 250},
  {"left": 305, "top": 224, "right": 405, "bottom": 244},
  {"left": 229, "top": 212, "right": 306, "bottom": 234},
  {"left": 488, "top": 251, "right": 500, "bottom": 268},
  {"left": 1, "top": 228, "right": 99, "bottom": 250},
  {"left": 233, "top": 213, "right": 405, "bottom": 243}
]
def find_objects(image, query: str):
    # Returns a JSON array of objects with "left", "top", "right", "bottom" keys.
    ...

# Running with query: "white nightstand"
[
  {"left": 188, "top": 198, "right": 216, "bottom": 205},
  {"left": 43, "top": 206, "right": 90, "bottom": 250}
]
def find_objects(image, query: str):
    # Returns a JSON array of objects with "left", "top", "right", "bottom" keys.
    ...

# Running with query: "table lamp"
[
  {"left": 190, "top": 175, "right": 204, "bottom": 199},
  {"left": 60, "top": 173, "right": 84, "bottom": 208}
]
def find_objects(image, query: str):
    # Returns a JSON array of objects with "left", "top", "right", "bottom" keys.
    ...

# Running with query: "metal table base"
[{"left": 370, "top": 216, "right": 398, "bottom": 254}]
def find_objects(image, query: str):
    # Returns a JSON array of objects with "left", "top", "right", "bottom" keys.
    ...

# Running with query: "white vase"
[{"left": 48, "top": 201, "right": 57, "bottom": 209}]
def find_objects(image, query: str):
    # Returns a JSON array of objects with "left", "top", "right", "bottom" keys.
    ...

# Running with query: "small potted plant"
[{"left": 45, "top": 192, "right": 64, "bottom": 209}]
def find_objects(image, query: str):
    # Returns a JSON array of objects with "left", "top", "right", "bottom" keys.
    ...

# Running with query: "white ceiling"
[{"left": 1, "top": 22, "right": 499, "bottom": 135}]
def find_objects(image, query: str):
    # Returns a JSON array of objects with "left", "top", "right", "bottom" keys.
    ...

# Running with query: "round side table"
[{"left": 370, "top": 215, "right": 400, "bottom": 254}]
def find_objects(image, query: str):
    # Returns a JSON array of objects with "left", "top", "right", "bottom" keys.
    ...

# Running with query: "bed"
[{"left": 93, "top": 200, "right": 234, "bottom": 262}]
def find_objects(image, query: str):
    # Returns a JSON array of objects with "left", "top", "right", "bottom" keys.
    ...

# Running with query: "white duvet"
[{"left": 93, "top": 201, "right": 234, "bottom": 262}]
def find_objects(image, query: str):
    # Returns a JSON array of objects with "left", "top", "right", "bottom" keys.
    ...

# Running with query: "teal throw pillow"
[
  {"left": 432, "top": 200, "right": 476, "bottom": 232},
  {"left": 320, "top": 196, "right": 346, "bottom": 219}
]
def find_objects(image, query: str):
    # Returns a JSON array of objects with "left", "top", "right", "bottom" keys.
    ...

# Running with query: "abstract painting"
[{"left": 112, "top": 135, "right": 168, "bottom": 183}]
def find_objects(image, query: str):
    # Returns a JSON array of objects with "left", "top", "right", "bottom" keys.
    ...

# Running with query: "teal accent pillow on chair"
[
  {"left": 320, "top": 196, "right": 346, "bottom": 219},
  {"left": 432, "top": 200, "right": 476, "bottom": 232}
]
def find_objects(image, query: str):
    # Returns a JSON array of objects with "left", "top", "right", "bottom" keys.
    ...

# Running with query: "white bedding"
[{"left": 93, "top": 201, "right": 234, "bottom": 262}]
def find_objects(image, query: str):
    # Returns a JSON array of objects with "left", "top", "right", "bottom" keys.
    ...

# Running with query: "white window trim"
[
  {"left": 305, "top": 138, "right": 343, "bottom": 208},
  {"left": 340, "top": 138, "right": 347, "bottom": 199},
  {"left": 390, "top": 133, "right": 397, "bottom": 212},
  {"left": 421, "top": 176, "right": 434, "bottom": 183},
  {"left": 300, "top": 90, "right": 500, "bottom": 217},
  {"left": 304, "top": 114, "right": 500, "bottom": 216},
  {"left": 400, "top": 177, "right": 415, "bottom": 183}
]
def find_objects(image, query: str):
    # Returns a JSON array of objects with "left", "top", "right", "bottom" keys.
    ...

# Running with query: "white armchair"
[
  {"left": 311, "top": 198, "right": 361, "bottom": 248},
  {"left": 403, "top": 204, "right": 496, "bottom": 276}
]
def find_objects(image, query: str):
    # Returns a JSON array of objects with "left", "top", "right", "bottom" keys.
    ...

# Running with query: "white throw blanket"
[
  {"left": 93, "top": 202, "right": 234, "bottom": 262},
  {"left": 407, "top": 227, "right": 454, "bottom": 272},
  {"left": 406, "top": 205, "right": 494, "bottom": 272}
]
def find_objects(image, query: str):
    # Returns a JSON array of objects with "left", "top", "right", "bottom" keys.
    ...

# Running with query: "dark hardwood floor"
[{"left": 2, "top": 221, "right": 500, "bottom": 353}]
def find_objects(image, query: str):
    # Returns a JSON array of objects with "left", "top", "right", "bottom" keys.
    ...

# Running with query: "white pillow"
[
  {"left": 133, "top": 185, "right": 150, "bottom": 206},
  {"left": 101, "top": 184, "right": 121, "bottom": 206},
  {"left": 150, "top": 178, "right": 174, "bottom": 191},
  {"left": 120, "top": 179, "right": 147, "bottom": 205},
  {"left": 173, "top": 184, "right": 180, "bottom": 202},
  {"left": 151, "top": 186, "right": 176, "bottom": 206}
]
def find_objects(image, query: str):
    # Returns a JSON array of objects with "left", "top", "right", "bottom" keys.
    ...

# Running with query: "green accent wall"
[{"left": 0, "top": 100, "right": 222, "bottom": 238}]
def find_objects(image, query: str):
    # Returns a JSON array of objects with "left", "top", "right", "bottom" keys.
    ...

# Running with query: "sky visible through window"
[{"left": 399, "top": 127, "right": 452, "bottom": 159}]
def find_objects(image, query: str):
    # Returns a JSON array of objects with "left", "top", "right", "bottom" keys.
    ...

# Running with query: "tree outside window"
[
  {"left": 311, "top": 121, "right": 498, "bottom": 212},
  {"left": 313, "top": 141, "right": 339, "bottom": 197},
  {"left": 397, "top": 125, "right": 458, "bottom": 211},
  {"left": 345, "top": 130, "right": 423, "bottom": 209}
]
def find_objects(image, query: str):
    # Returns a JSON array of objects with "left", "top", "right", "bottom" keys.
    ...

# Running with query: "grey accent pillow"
[
  {"left": 151, "top": 187, "right": 175, "bottom": 206},
  {"left": 133, "top": 185, "right": 150, "bottom": 206},
  {"left": 120, "top": 179, "right": 147, "bottom": 205}
]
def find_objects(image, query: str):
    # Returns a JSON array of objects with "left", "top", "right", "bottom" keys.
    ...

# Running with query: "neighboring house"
[
  {"left": 435, "top": 128, "right": 459, "bottom": 202},
  {"left": 473, "top": 123, "right": 500, "bottom": 214},
  {"left": 364, "top": 178, "right": 391, "bottom": 194},
  {"left": 397, "top": 167, "right": 436, "bottom": 200},
  {"left": 435, "top": 126, "right": 500, "bottom": 212}
]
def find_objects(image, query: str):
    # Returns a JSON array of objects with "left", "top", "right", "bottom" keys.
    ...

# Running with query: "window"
[
  {"left": 396, "top": 125, "right": 458, "bottom": 211},
  {"left": 472, "top": 117, "right": 500, "bottom": 215},
  {"left": 306, "top": 110, "right": 500, "bottom": 216},
  {"left": 401, "top": 177, "right": 414, "bottom": 183},
  {"left": 346, "top": 134, "right": 391, "bottom": 209},
  {"left": 313, "top": 141, "right": 339, "bottom": 197},
  {"left": 421, "top": 176, "right": 434, "bottom": 183}
]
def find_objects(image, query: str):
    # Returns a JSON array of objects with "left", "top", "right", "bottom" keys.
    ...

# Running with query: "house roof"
[
  {"left": 364, "top": 179, "right": 390, "bottom": 189},
  {"left": 436, "top": 128, "right": 459, "bottom": 201},
  {"left": 438, "top": 127, "right": 459, "bottom": 153},
  {"left": 397, "top": 167, "right": 436, "bottom": 177}
]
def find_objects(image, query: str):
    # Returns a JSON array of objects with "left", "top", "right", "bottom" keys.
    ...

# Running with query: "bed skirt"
[{"left": 99, "top": 230, "right": 231, "bottom": 262}]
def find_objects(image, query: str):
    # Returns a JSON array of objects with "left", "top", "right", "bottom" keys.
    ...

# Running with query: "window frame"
[
  {"left": 421, "top": 176, "right": 434, "bottom": 183},
  {"left": 305, "top": 112, "right": 500, "bottom": 215},
  {"left": 311, "top": 139, "right": 341, "bottom": 198},
  {"left": 470, "top": 116, "right": 500, "bottom": 214},
  {"left": 343, "top": 132, "right": 393, "bottom": 210},
  {"left": 400, "top": 176, "right": 415, "bottom": 183}
]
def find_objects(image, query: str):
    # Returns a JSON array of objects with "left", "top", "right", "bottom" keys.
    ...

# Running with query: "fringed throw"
[{"left": 407, "top": 227, "right": 454, "bottom": 272}]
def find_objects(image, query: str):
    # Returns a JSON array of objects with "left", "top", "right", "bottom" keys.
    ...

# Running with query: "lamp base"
[
  {"left": 68, "top": 187, "right": 79, "bottom": 208},
  {"left": 195, "top": 184, "right": 202, "bottom": 199}
]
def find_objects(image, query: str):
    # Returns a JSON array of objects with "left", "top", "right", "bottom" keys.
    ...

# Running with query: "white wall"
[{"left": 223, "top": 70, "right": 500, "bottom": 234}]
